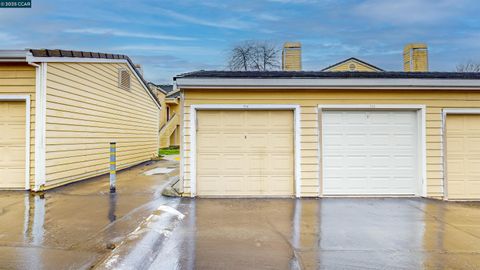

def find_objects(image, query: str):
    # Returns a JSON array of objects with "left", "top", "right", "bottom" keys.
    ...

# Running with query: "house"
[
  {"left": 321, "top": 57, "right": 384, "bottom": 72},
  {"left": 174, "top": 43, "right": 480, "bottom": 200},
  {"left": 0, "top": 49, "right": 161, "bottom": 191},
  {"left": 149, "top": 83, "right": 181, "bottom": 148},
  {"left": 175, "top": 71, "right": 480, "bottom": 200}
]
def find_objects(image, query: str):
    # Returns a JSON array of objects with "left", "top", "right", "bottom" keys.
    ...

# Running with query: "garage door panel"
[
  {"left": 446, "top": 114, "right": 480, "bottom": 200},
  {"left": 196, "top": 154, "right": 222, "bottom": 174},
  {"left": 197, "top": 110, "right": 294, "bottom": 196},
  {"left": 197, "top": 111, "right": 222, "bottom": 128},
  {"left": 323, "top": 110, "right": 419, "bottom": 195},
  {"left": 196, "top": 133, "right": 222, "bottom": 149},
  {"left": 0, "top": 101, "right": 26, "bottom": 189}
]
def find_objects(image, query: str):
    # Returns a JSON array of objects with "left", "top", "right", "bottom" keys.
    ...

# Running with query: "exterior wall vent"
[{"left": 118, "top": 68, "right": 131, "bottom": 90}]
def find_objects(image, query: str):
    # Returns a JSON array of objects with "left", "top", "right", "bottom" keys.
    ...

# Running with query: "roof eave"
[
  {"left": 0, "top": 50, "right": 28, "bottom": 62},
  {"left": 175, "top": 77, "right": 480, "bottom": 90}
]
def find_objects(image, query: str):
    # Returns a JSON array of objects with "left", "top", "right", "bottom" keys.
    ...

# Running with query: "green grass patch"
[{"left": 159, "top": 146, "right": 180, "bottom": 156}]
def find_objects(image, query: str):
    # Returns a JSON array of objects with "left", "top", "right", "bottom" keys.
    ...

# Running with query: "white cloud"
[
  {"left": 257, "top": 13, "right": 281, "bottom": 21},
  {"left": 157, "top": 8, "right": 254, "bottom": 30},
  {"left": 63, "top": 28, "right": 195, "bottom": 41},
  {"left": 354, "top": 0, "right": 470, "bottom": 25},
  {"left": 0, "top": 32, "right": 25, "bottom": 48},
  {"left": 110, "top": 45, "right": 217, "bottom": 55},
  {"left": 267, "top": 0, "right": 317, "bottom": 3}
]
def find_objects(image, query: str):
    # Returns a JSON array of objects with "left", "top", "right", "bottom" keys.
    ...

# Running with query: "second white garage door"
[
  {"left": 196, "top": 110, "right": 294, "bottom": 196},
  {"left": 322, "top": 110, "right": 419, "bottom": 196}
]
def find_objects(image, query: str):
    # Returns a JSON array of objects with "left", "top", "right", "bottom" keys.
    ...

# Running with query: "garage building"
[
  {"left": 175, "top": 71, "right": 480, "bottom": 200},
  {"left": 0, "top": 49, "right": 161, "bottom": 191}
]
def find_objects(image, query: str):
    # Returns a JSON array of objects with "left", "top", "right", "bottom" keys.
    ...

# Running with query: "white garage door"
[
  {"left": 322, "top": 110, "right": 419, "bottom": 195},
  {"left": 196, "top": 110, "right": 294, "bottom": 196},
  {"left": 0, "top": 101, "right": 26, "bottom": 189}
]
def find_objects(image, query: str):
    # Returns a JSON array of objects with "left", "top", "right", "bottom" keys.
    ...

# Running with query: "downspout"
[
  {"left": 28, "top": 61, "right": 47, "bottom": 191},
  {"left": 178, "top": 85, "right": 185, "bottom": 195}
]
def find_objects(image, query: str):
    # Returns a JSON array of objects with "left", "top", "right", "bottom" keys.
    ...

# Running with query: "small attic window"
[{"left": 118, "top": 68, "right": 131, "bottom": 90}]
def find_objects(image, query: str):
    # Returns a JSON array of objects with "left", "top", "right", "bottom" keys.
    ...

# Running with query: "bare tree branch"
[
  {"left": 228, "top": 41, "right": 280, "bottom": 71},
  {"left": 456, "top": 60, "right": 480, "bottom": 72}
]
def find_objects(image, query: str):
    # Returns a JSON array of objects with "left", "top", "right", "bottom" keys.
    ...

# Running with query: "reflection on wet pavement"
[
  {"left": 0, "top": 160, "right": 178, "bottom": 270},
  {"left": 150, "top": 198, "right": 480, "bottom": 270}
]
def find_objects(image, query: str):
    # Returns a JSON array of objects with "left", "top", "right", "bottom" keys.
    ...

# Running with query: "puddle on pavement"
[
  {"left": 0, "top": 160, "right": 178, "bottom": 269},
  {"left": 143, "top": 168, "right": 174, "bottom": 176},
  {"left": 148, "top": 198, "right": 480, "bottom": 270}
]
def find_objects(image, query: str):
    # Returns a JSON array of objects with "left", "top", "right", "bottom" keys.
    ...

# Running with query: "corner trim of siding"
[
  {"left": 189, "top": 104, "right": 302, "bottom": 198},
  {"left": 34, "top": 62, "right": 47, "bottom": 191}
]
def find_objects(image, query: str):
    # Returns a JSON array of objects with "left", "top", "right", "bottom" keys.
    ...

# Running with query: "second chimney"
[
  {"left": 282, "top": 42, "right": 302, "bottom": 71},
  {"left": 403, "top": 43, "right": 428, "bottom": 72}
]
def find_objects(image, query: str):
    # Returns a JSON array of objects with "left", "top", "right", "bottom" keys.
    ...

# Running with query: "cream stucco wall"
[{"left": 180, "top": 88, "right": 480, "bottom": 198}]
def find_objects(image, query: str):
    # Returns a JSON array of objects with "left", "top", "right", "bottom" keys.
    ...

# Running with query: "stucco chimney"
[
  {"left": 403, "top": 43, "right": 428, "bottom": 72},
  {"left": 282, "top": 42, "right": 302, "bottom": 71}
]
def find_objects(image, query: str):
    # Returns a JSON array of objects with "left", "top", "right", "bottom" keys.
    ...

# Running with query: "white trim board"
[
  {"left": 188, "top": 104, "right": 302, "bottom": 198},
  {"left": 0, "top": 94, "right": 31, "bottom": 190},
  {"left": 34, "top": 63, "right": 47, "bottom": 191},
  {"left": 441, "top": 109, "right": 480, "bottom": 200},
  {"left": 317, "top": 104, "right": 427, "bottom": 197},
  {"left": 176, "top": 78, "right": 480, "bottom": 89}
]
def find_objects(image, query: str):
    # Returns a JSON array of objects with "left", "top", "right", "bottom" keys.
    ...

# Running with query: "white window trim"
[
  {"left": 441, "top": 108, "right": 480, "bottom": 200},
  {"left": 188, "top": 104, "right": 302, "bottom": 197},
  {"left": 317, "top": 104, "right": 427, "bottom": 197},
  {"left": 0, "top": 94, "right": 31, "bottom": 190}
]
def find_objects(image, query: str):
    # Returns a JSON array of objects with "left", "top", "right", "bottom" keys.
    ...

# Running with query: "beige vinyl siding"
[
  {"left": 326, "top": 60, "right": 379, "bottom": 72},
  {"left": 0, "top": 64, "right": 36, "bottom": 188},
  {"left": 181, "top": 89, "right": 480, "bottom": 198},
  {"left": 45, "top": 62, "right": 159, "bottom": 188}
]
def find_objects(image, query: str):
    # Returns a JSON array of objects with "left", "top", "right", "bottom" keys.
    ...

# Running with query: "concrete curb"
[{"left": 161, "top": 175, "right": 181, "bottom": 197}]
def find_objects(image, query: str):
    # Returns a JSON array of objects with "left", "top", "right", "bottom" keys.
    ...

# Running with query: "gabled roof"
[
  {"left": 0, "top": 49, "right": 162, "bottom": 108},
  {"left": 321, "top": 57, "right": 384, "bottom": 72}
]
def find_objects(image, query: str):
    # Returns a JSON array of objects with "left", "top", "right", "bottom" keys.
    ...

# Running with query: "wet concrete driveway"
[
  {"left": 151, "top": 198, "right": 480, "bottom": 270},
  {"left": 0, "top": 159, "right": 178, "bottom": 270}
]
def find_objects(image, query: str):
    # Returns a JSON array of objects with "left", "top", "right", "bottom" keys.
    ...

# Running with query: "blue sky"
[{"left": 1, "top": 0, "right": 480, "bottom": 83}]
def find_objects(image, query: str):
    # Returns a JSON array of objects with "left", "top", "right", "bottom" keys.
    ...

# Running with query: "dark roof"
[
  {"left": 167, "top": 90, "right": 180, "bottom": 98},
  {"left": 157, "top": 84, "right": 174, "bottom": 93},
  {"left": 30, "top": 49, "right": 130, "bottom": 60},
  {"left": 29, "top": 49, "right": 162, "bottom": 106},
  {"left": 321, "top": 57, "right": 384, "bottom": 72},
  {"left": 175, "top": 70, "right": 480, "bottom": 80}
]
